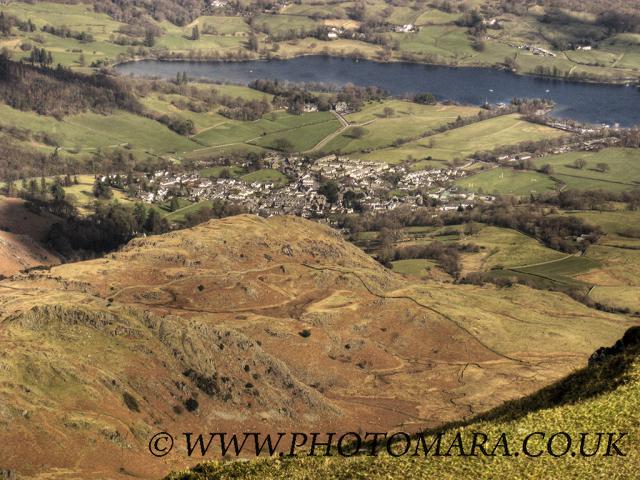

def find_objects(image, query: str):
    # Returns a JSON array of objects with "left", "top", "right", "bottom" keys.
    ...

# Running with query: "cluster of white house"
[{"left": 134, "top": 153, "right": 479, "bottom": 219}]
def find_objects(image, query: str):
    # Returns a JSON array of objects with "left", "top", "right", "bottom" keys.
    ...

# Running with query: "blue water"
[{"left": 116, "top": 56, "right": 640, "bottom": 127}]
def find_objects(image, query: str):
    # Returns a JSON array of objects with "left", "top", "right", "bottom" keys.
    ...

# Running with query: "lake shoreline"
[
  {"left": 112, "top": 52, "right": 640, "bottom": 88},
  {"left": 113, "top": 55, "right": 640, "bottom": 126}
]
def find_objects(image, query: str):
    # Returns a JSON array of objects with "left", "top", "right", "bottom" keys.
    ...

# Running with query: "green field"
[
  {"left": 185, "top": 143, "right": 268, "bottom": 160},
  {"left": 415, "top": 8, "right": 462, "bottom": 25},
  {"left": 377, "top": 223, "right": 573, "bottom": 283},
  {"left": 392, "top": 25, "right": 475, "bottom": 60},
  {"left": 193, "top": 110, "right": 339, "bottom": 151},
  {"left": 0, "top": 2, "right": 127, "bottom": 67},
  {"left": 199, "top": 165, "right": 245, "bottom": 178},
  {"left": 535, "top": 148, "right": 640, "bottom": 192},
  {"left": 485, "top": 255, "right": 601, "bottom": 293},
  {"left": 252, "top": 119, "right": 340, "bottom": 152},
  {"left": 140, "top": 95, "right": 232, "bottom": 132},
  {"left": 253, "top": 13, "right": 317, "bottom": 35},
  {"left": 516, "top": 255, "right": 600, "bottom": 279},
  {"left": 155, "top": 18, "right": 244, "bottom": 52},
  {"left": 241, "top": 169, "right": 289, "bottom": 185},
  {"left": 392, "top": 212, "right": 640, "bottom": 304},
  {"left": 361, "top": 114, "right": 566, "bottom": 164},
  {"left": 0, "top": 104, "right": 200, "bottom": 155},
  {"left": 457, "top": 167, "right": 558, "bottom": 196},
  {"left": 482, "top": 257, "right": 597, "bottom": 292},
  {"left": 323, "top": 101, "right": 481, "bottom": 154},
  {"left": 0, "top": 88, "right": 345, "bottom": 160},
  {"left": 397, "top": 223, "right": 565, "bottom": 270},
  {"left": 35, "top": 174, "right": 130, "bottom": 210},
  {"left": 463, "top": 225, "right": 566, "bottom": 269},
  {"left": 568, "top": 210, "right": 640, "bottom": 236},
  {"left": 161, "top": 199, "right": 212, "bottom": 223},
  {"left": 195, "top": 15, "right": 250, "bottom": 36},
  {"left": 390, "top": 258, "right": 437, "bottom": 278},
  {"left": 560, "top": 209, "right": 640, "bottom": 311},
  {"left": 66, "top": 111, "right": 199, "bottom": 153}
]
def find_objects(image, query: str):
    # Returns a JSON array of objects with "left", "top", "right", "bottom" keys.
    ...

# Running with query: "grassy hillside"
[
  {"left": 250, "top": 117, "right": 341, "bottom": 152},
  {"left": 361, "top": 114, "right": 566, "bottom": 164},
  {"left": 12, "top": 106, "right": 199, "bottom": 153},
  {"left": 458, "top": 148, "right": 640, "bottom": 197},
  {"left": 167, "top": 333, "right": 640, "bottom": 479},
  {"left": 2, "top": 1, "right": 640, "bottom": 82},
  {"left": 192, "top": 110, "right": 340, "bottom": 152},
  {"left": 1, "top": 214, "right": 635, "bottom": 479},
  {"left": 454, "top": 224, "right": 566, "bottom": 269},
  {"left": 567, "top": 210, "right": 640, "bottom": 312},
  {"left": 322, "top": 102, "right": 481, "bottom": 155},
  {"left": 1, "top": 71, "right": 565, "bottom": 168},
  {"left": 373, "top": 209, "right": 640, "bottom": 314},
  {"left": 0, "top": 2, "right": 129, "bottom": 68}
]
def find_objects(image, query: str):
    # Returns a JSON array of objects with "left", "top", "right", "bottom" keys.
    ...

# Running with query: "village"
[
  {"left": 125, "top": 113, "right": 625, "bottom": 223},
  {"left": 132, "top": 153, "right": 478, "bottom": 221}
]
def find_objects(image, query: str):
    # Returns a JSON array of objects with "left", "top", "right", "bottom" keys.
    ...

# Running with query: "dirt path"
[
  {"left": 306, "top": 125, "right": 349, "bottom": 153},
  {"left": 301, "top": 263, "right": 529, "bottom": 365},
  {"left": 508, "top": 253, "right": 575, "bottom": 270},
  {"left": 333, "top": 110, "right": 349, "bottom": 128},
  {"left": 191, "top": 135, "right": 263, "bottom": 152},
  {"left": 305, "top": 111, "right": 374, "bottom": 153},
  {"left": 193, "top": 121, "right": 228, "bottom": 136},
  {"left": 612, "top": 53, "right": 625, "bottom": 68},
  {"left": 99, "top": 258, "right": 526, "bottom": 365},
  {"left": 108, "top": 265, "right": 291, "bottom": 300}
]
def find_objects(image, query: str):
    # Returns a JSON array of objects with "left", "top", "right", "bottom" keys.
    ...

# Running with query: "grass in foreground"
[{"left": 166, "top": 337, "right": 640, "bottom": 479}]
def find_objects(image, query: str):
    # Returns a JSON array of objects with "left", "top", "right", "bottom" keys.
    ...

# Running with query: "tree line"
[
  {"left": 12, "top": 175, "right": 246, "bottom": 258},
  {"left": 0, "top": 55, "right": 142, "bottom": 118},
  {"left": 42, "top": 25, "right": 94, "bottom": 43},
  {"left": 249, "top": 79, "right": 386, "bottom": 112},
  {"left": 381, "top": 241, "right": 480, "bottom": 278},
  {"left": 0, "top": 12, "right": 37, "bottom": 37},
  {"left": 92, "top": 0, "right": 203, "bottom": 27},
  {"left": 339, "top": 199, "right": 602, "bottom": 255}
]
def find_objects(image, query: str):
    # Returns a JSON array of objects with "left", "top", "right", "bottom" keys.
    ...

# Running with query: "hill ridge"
[{"left": 0, "top": 214, "right": 635, "bottom": 479}]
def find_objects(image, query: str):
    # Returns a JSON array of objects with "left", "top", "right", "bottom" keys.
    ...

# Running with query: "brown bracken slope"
[
  {"left": 0, "top": 196, "right": 60, "bottom": 276},
  {"left": 0, "top": 215, "right": 634, "bottom": 479}
]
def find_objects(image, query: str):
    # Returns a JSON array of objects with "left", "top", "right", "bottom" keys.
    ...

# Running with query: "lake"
[{"left": 116, "top": 56, "right": 640, "bottom": 127}]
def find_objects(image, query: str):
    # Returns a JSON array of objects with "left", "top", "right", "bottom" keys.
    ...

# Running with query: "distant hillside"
[
  {"left": 0, "top": 215, "right": 635, "bottom": 478},
  {"left": 2, "top": 0, "right": 640, "bottom": 82},
  {"left": 29, "top": 0, "right": 204, "bottom": 26}
]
